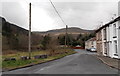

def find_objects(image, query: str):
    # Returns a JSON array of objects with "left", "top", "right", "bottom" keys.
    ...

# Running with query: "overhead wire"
[
  {"left": 24, "top": 0, "right": 67, "bottom": 26},
  {"left": 49, "top": 0, "right": 67, "bottom": 26}
]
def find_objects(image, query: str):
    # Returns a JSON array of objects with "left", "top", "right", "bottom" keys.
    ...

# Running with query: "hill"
[
  {"left": 1, "top": 16, "right": 95, "bottom": 52},
  {"left": 33, "top": 27, "right": 94, "bottom": 36},
  {"left": 1, "top": 17, "right": 42, "bottom": 51}
]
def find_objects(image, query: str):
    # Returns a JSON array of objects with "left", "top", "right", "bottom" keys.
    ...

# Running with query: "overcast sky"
[{"left": 0, "top": 0, "right": 119, "bottom": 31}]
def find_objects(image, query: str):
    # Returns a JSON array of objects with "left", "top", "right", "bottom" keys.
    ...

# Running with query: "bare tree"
[{"left": 47, "top": 37, "right": 59, "bottom": 56}]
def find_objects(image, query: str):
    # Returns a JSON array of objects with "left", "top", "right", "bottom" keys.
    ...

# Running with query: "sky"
[{"left": 0, "top": 0, "right": 120, "bottom": 31}]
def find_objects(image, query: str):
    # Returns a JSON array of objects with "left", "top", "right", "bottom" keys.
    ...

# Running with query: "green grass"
[
  {"left": 0, "top": 55, "right": 2, "bottom": 69},
  {"left": 2, "top": 48, "right": 76, "bottom": 70}
]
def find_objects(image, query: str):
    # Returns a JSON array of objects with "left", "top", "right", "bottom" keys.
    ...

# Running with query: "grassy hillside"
[{"left": 1, "top": 17, "right": 43, "bottom": 53}]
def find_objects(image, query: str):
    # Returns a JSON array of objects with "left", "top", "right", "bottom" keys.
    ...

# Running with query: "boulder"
[
  {"left": 4, "top": 57, "right": 16, "bottom": 61},
  {"left": 34, "top": 54, "right": 48, "bottom": 59},
  {"left": 21, "top": 56, "right": 29, "bottom": 60}
]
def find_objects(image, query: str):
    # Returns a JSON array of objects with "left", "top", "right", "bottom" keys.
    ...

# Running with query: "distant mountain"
[
  {"left": 1, "top": 17, "right": 28, "bottom": 36},
  {"left": 1, "top": 16, "right": 95, "bottom": 52},
  {"left": 33, "top": 27, "right": 95, "bottom": 36}
]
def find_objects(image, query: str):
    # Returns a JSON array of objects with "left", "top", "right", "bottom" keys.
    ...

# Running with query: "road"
[{"left": 3, "top": 49, "right": 118, "bottom": 74}]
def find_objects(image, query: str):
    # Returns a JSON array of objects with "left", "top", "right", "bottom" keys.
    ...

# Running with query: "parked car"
[
  {"left": 86, "top": 48, "right": 91, "bottom": 51},
  {"left": 90, "top": 48, "right": 96, "bottom": 52}
]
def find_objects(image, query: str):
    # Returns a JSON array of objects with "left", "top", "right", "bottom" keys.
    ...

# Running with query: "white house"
[
  {"left": 96, "top": 16, "right": 120, "bottom": 59},
  {"left": 85, "top": 37, "right": 96, "bottom": 50},
  {"left": 95, "top": 1, "right": 120, "bottom": 59}
]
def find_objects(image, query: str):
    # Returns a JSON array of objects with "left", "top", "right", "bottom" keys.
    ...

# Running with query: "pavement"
[
  {"left": 2, "top": 49, "right": 118, "bottom": 74},
  {"left": 95, "top": 55, "right": 119, "bottom": 70}
]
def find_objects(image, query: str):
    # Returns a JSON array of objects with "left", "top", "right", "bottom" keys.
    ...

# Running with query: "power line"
[
  {"left": 24, "top": 0, "right": 67, "bottom": 26},
  {"left": 24, "top": 0, "right": 29, "bottom": 5},
  {"left": 49, "top": 0, "right": 67, "bottom": 26},
  {"left": 49, "top": 0, "right": 68, "bottom": 47}
]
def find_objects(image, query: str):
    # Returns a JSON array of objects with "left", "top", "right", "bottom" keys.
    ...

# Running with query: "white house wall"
[
  {"left": 118, "top": 20, "right": 120, "bottom": 59},
  {"left": 109, "top": 24, "right": 114, "bottom": 57},
  {"left": 96, "top": 1, "right": 120, "bottom": 59},
  {"left": 117, "top": 1, "right": 120, "bottom": 58},
  {"left": 85, "top": 39, "right": 96, "bottom": 50},
  {"left": 100, "top": 21, "right": 119, "bottom": 58},
  {"left": 93, "top": 41, "right": 96, "bottom": 48},
  {"left": 101, "top": 29, "right": 105, "bottom": 56}
]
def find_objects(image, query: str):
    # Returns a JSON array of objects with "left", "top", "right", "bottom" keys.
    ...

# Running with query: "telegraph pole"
[
  {"left": 28, "top": 3, "right": 31, "bottom": 59},
  {"left": 65, "top": 25, "right": 68, "bottom": 47}
]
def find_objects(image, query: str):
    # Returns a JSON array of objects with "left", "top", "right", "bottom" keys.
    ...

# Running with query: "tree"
[
  {"left": 76, "top": 33, "right": 95, "bottom": 48},
  {"left": 58, "top": 34, "right": 65, "bottom": 45},
  {"left": 47, "top": 37, "right": 59, "bottom": 56},
  {"left": 76, "top": 34, "right": 82, "bottom": 40},
  {"left": 58, "top": 34, "right": 74, "bottom": 46},
  {"left": 41, "top": 34, "right": 51, "bottom": 50}
]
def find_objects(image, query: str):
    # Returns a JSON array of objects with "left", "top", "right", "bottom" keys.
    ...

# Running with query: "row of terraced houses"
[
  {"left": 85, "top": 2, "right": 120, "bottom": 59},
  {"left": 95, "top": 16, "right": 120, "bottom": 59}
]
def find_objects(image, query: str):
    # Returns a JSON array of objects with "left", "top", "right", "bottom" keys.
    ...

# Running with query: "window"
[
  {"left": 103, "top": 28, "right": 107, "bottom": 40},
  {"left": 92, "top": 41, "right": 93, "bottom": 45},
  {"left": 114, "top": 40, "right": 118, "bottom": 56},
  {"left": 113, "top": 23, "right": 117, "bottom": 38},
  {"left": 104, "top": 42, "right": 107, "bottom": 55}
]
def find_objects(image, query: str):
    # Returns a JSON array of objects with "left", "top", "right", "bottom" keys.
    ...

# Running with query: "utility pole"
[
  {"left": 70, "top": 33, "right": 72, "bottom": 46},
  {"left": 65, "top": 25, "right": 68, "bottom": 47},
  {"left": 28, "top": 3, "right": 31, "bottom": 59}
]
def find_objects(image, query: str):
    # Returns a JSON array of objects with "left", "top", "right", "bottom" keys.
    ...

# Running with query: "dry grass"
[{"left": 2, "top": 48, "right": 76, "bottom": 71}]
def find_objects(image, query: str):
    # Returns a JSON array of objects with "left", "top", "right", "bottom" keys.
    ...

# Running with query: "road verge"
[{"left": 2, "top": 49, "right": 76, "bottom": 72}]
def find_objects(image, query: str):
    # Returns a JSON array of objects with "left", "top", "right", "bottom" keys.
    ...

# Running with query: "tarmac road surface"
[{"left": 3, "top": 49, "right": 118, "bottom": 74}]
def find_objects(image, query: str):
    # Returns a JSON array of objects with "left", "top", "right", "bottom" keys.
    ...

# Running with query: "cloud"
[
  {"left": 2, "top": 2, "right": 29, "bottom": 29},
  {"left": 46, "top": 2, "right": 118, "bottom": 29},
  {"left": 1, "top": 1, "right": 119, "bottom": 31}
]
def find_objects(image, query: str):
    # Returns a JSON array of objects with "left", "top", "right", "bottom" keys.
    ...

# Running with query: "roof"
[{"left": 95, "top": 16, "right": 120, "bottom": 33}]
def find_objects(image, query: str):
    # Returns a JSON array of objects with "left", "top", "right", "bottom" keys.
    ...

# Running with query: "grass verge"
[{"left": 2, "top": 48, "right": 76, "bottom": 71}]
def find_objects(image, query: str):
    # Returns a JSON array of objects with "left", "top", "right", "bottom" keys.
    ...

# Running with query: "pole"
[
  {"left": 70, "top": 33, "right": 72, "bottom": 46},
  {"left": 28, "top": 3, "right": 31, "bottom": 59},
  {"left": 65, "top": 25, "right": 67, "bottom": 47}
]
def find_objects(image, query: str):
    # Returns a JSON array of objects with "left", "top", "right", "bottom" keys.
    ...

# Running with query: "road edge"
[{"left": 2, "top": 52, "right": 76, "bottom": 72}]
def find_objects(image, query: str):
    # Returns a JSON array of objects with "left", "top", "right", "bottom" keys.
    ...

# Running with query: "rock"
[
  {"left": 65, "top": 52, "right": 68, "bottom": 53},
  {"left": 10, "top": 58, "right": 16, "bottom": 61},
  {"left": 43, "top": 55, "right": 48, "bottom": 58},
  {"left": 4, "top": 58, "right": 16, "bottom": 61},
  {"left": 21, "top": 56, "right": 29, "bottom": 60},
  {"left": 3, "top": 58, "right": 11, "bottom": 61},
  {"left": 34, "top": 55, "right": 42, "bottom": 59},
  {"left": 34, "top": 54, "right": 48, "bottom": 59}
]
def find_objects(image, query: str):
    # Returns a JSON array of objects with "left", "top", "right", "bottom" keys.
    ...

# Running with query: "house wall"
[
  {"left": 93, "top": 41, "right": 96, "bottom": 48},
  {"left": 112, "top": 22, "right": 118, "bottom": 58},
  {"left": 118, "top": 20, "right": 120, "bottom": 59},
  {"left": 109, "top": 24, "right": 113, "bottom": 57},
  {"left": 96, "top": 31, "right": 103, "bottom": 55},
  {"left": 118, "top": 1, "right": 120, "bottom": 59},
  {"left": 96, "top": 1, "right": 120, "bottom": 59},
  {"left": 85, "top": 42, "right": 88, "bottom": 49},
  {"left": 97, "top": 20, "right": 119, "bottom": 59},
  {"left": 101, "top": 28, "right": 107, "bottom": 56},
  {"left": 85, "top": 38, "right": 96, "bottom": 50}
]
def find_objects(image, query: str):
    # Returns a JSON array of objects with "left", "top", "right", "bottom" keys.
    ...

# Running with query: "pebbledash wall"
[{"left": 96, "top": 2, "right": 120, "bottom": 59}]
